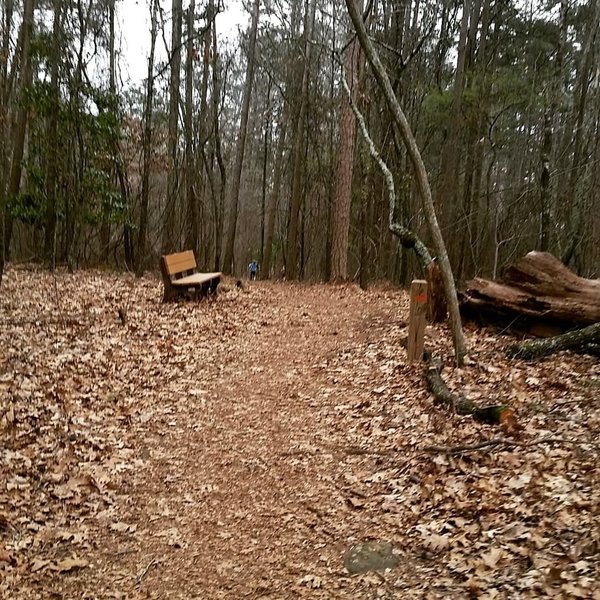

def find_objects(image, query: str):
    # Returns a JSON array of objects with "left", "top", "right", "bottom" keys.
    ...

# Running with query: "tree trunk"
[
  {"left": 330, "top": 12, "right": 362, "bottom": 281},
  {"left": 561, "top": 0, "right": 599, "bottom": 266},
  {"left": 43, "top": 0, "right": 64, "bottom": 264},
  {"left": 135, "top": 0, "right": 158, "bottom": 276},
  {"left": 222, "top": 0, "right": 260, "bottom": 274},
  {"left": 183, "top": 0, "right": 198, "bottom": 256},
  {"left": 436, "top": 0, "right": 470, "bottom": 241},
  {"left": 286, "top": 0, "right": 316, "bottom": 281},
  {"left": 196, "top": 17, "right": 211, "bottom": 265},
  {"left": 345, "top": 0, "right": 468, "bottom": 365},
  {"left": 262, "top": 112, "right": 288, "bottom": 279},
  {"left": 1, "top": 0, "right": 33, "bottom": 282},
  {"left": 211, "top": 7, "right": 226, "bottom": 272},
  {"left": 260, "top": 79, "right": 272, "bottom": 267},
  {"left": 539, "top": 110, "right": 552, "bottom": 252},
  {"left": 162, "top": 0, "right": 183, "bottom": 254},
  {"left": 539, "top": 0, "right": 568, "bottom": 255}
]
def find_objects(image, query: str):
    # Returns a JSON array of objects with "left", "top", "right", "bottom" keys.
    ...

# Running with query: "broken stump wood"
[
  {"left": 506, "top": 322, "right": 600, "bottom": 360},
  {"left": 460, "top": 251, "right": 600, "bottom": 333},
  {"left": 424, "top": 352, "right": 510, "bottom": 425},
  {"left": 407, "top": 280, "right": 427, "bottom": 363},
  {"left": 426, "top": 262, "right": 447, "bottom": 323}
]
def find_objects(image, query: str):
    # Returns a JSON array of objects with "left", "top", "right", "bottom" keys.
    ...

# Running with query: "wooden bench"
[{"left": 160, "top": 250, "right": 221, "bottom": 302}]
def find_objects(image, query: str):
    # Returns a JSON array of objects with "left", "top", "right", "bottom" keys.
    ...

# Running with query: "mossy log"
[
  {"left": 424, "top": 353, "right": 509, "bottom": 425},
  {"left": 506, "top": 322, "right": 600, "bottom": 360}
]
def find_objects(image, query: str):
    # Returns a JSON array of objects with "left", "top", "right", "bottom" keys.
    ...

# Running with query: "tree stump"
[{"left": 426, "top": 262, "right": 447, "bottom": 323}]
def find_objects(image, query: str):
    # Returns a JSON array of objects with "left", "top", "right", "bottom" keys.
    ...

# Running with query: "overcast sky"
[{"left": 116, "top": 0, "right": 248, "bottom": 83}]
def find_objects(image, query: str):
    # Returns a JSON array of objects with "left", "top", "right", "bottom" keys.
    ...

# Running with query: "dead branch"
[
  {"left": 421, "top": 435, "right": 595, "bottom": 455},
  {"left": 424, "top": 351, "right": 509, "bottom": 424},
  {"left": 135, "top": 558, "right": 159, "bottom": 586}
]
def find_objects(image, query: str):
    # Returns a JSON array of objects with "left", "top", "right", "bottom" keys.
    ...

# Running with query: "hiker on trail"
[{"left": 248, "top": 260, "right": 258, "bottom": 281}]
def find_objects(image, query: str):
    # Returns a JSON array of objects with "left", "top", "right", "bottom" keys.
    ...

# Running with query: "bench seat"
[
  {"left": 160, "top": 250, "right": 221, "bottom": 302},
  {"left": 172, "top": 272, "right": 222, "bottom": 287}
]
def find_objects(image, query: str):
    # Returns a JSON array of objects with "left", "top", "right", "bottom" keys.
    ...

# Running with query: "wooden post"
[{"left": 407, "top": 279, "right": 428, "bottom": 363}]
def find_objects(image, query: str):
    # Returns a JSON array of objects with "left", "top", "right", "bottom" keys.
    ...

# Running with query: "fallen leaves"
[
  {"left": 1, "top": 266, "right": 599, "bottom": 599},
  {"left": 55, "top": 557, "right": 89, "bottom": 573}
]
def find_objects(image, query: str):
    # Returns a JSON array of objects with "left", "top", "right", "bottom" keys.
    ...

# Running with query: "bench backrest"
[{"left": 162, "top": 251, "right": 197, "bottom": 277}]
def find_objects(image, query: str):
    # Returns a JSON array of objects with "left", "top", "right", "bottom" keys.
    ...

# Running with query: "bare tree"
[
  {"left": 222, "top": 0, "right": 260, "bottom": 274},
  {"left": 183, "top": 0, "right": 198, "bottom": 255},
  {"left": 286, "top": 0, "right": 316, "bottom": 280},
  {"left": 330, "top": 9, "right": 362, "bottom": 282},
  {"left": 162, "top": 0, "right": 183, "bottom": 254},
  {"left": 135, "top": 0, "right": 159, "bottom": 276},
  {"left": 1, "top": 0, "right": 34, "bottom": 282},
  {"left": 344, "top": 0, "right": 468, "bottom": 364}
]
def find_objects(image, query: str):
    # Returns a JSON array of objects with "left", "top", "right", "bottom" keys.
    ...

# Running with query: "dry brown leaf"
[
  {"left": 0, "top": 548, "right": 11, "bottom": 564},
  {"left": 480, "top": 547, "right": 503, "bottom": 569},
  {"left": 422, "top": 533, "right": 451, "bottom": 553},
  {"left": 54, "top": 558, "right": 89, "bottom": 573},
  {"left": 30, "top": 559, "right": 51, "bottom": 573}
]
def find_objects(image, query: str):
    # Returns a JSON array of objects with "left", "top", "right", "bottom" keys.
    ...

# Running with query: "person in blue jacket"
[{"left": 248, "top": 260, "right": 258, "bottom": 280}]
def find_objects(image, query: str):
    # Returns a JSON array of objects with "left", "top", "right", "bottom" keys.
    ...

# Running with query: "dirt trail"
[{"left": 116, "top": 282, "right": 407, "bottom": 599}]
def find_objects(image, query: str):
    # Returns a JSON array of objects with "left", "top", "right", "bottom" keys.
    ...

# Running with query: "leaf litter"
[{"left": 0, "top": 265, "right": 599, "bottom": 599}]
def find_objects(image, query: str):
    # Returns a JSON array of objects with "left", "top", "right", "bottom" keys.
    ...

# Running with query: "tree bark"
[
  {"left": 135, "top": 0, "right": 158, "bottom": 276},
  {"left": 345, "top": 0, "right": 468, "bottom": 364},
  {"left": 461, "top": 251, "right": 600, "bottom": 329},
  {"left": 561, "top": 0, "right": 599, "bottom": 266},
  {"left": 436, "top": 0, "right": 470, "bottom": 240},
  {"left": 183, "top": 0, "right": 198, "bottom": 256},
  {"left": 286, "top": 0, "right": 316, "bottom": 280},
  {"left": 1, "top": 0, "right": 34, "bottom": 282},
  {"left": 222, "top": 0, "right": 260, "bottom": 274},
  {"left": 211, "top": 7, "right": 226, "bottom": 272},
  {"left": 262, "top": 111, "right": 288, "bottom": 279},
  {"left": 330, "top": 12, "right": 362, "bottom": 281},
  {"left": 162, "top": 0, "right": 183, "bottom": 254},
  {"left": 43, "top": 0, "right": 64, "bottom": 263}
]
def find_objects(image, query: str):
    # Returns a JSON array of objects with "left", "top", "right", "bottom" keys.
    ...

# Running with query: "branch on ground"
[
  {"left": 506, "top": 322, "right": 600, "bottom": 360},
  {"left": 420, "top": 435, "right": 590, "bottom": 455},
  {"left": 424, "top": 351, "right": 510, "bottom": 425}
]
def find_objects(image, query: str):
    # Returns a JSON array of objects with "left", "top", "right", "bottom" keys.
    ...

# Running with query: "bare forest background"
[{"left": 1, "top": 0, "right": 599, "bottom": 286}]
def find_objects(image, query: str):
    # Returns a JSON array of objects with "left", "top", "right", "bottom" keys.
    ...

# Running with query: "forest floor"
[{"left": 1, "top": 265, "right": 599, "bottom": 599}]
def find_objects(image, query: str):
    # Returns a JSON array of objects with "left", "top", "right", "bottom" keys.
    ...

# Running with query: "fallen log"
[
  {"left": 506, "top": 322, "right": 600, "bottom": 360},
  {"left": 460, "top": 252, "right": 600, "bottom": 333},
  {"left": 424, "top": 352, "right": 510, "bottom": 425}
]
